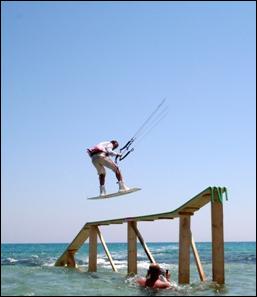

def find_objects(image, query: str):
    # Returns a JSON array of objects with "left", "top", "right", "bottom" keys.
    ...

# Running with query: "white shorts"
[{"left": 91, "top": 154, "right": 119, "bottom": 175}]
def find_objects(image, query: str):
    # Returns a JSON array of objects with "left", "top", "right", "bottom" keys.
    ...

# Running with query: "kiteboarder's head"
[{"left": 110, "top": 140, "right": 119, "bottom": 150}]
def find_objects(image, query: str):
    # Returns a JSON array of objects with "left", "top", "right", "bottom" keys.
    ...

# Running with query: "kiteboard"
[{"left": 87, "top": 187, "right": 141, "bottom": 200}]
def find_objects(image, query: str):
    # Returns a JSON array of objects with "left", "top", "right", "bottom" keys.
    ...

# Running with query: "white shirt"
[{"left": 89, "top": 141, "right": 119, "bottom": 157}]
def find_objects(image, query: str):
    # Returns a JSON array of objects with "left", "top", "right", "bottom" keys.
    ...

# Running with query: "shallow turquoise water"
[{"left": 1, "top": 242, "right": 256, "bottom": 296}]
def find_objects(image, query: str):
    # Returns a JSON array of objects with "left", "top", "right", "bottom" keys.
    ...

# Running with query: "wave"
[
  {"left": 1, "top": 256, "right": 56, "bottom": 267},
  {"left": 151, "top": 245, "right": 179, "bottom": 253},
  {"left": 224, "top": 254, "right": 256, "bottom": 264},
  {"left": 2, "top": 245, "right": 256, "bottom": 269},
  {"left": 1, "top": 257, "right": 18, "bottom": 264},
  {"left": 2, "top": 253, "right": 255, "bottom": 268}
]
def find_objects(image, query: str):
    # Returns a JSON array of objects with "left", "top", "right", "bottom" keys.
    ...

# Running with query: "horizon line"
[{"left": 2, "top": 240, "right": 256, "bottom": 244}]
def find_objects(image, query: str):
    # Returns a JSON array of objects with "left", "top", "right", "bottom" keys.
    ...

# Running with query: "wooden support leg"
[
  {"left": 127, "top": 221, "right": 137, "bottom": 275},
  {"left": 131, "top": 223, "right": 156, "bottom": 264},
  {"left": 211, "top": 198, "right": 225, "bottom": 284},
  {"left": 96, "top": 226, "right": 118, "bottom": 272},
  {"left": 179, "top": 215, "right": 191, "bottom": 284},
  {"left": 55, "top": 226, "right": 90, "bottom": 267},
  {"left": 191, "top": 233, "right": 206, "bottom": 281},
  {"left": 88, "top": 225, "right": 98, "bottom": 272}
]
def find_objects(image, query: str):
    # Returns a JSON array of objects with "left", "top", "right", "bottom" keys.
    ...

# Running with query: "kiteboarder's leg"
[
  {"left": 101, "top": 157, "right": 130, "bottom": 192},
  {"left": 114, "top": 167, "right": 129, "bottom": 191},
  {"left": 99, "top": 173, "right": 106, "bottom": 196},
  {"left": 92, "top": 156, "right": 107, "bottom": 196}
]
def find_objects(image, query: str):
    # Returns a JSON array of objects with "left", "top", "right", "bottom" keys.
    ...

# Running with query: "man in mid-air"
[{"left": 87, "top": 140, "right": 130, "bottom": 196}]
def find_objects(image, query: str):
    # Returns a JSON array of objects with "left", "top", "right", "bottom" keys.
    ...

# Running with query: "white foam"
[
  {"left": 7, "top": 257, "right": 18, "bottom": 263},
  {"left": 42, "top": 262, "right": 55, "bottom": 267}
]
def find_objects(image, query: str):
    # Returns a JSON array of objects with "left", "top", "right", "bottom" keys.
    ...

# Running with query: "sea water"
[{"left": 1, "top": 242, "right": 256, "bottom": 296}]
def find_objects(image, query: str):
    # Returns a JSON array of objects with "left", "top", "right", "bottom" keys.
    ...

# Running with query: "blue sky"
[{"left": 2, "top": 2, "right": 256, "bottom": 243}]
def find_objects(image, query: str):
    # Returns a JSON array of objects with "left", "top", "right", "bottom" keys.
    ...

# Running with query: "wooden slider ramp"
[
  {"left": 55, "top": 187, "right": 227, "bottom": 266},
  {"left": 55, "top": 187, "right": 227, "bottom": 284}
]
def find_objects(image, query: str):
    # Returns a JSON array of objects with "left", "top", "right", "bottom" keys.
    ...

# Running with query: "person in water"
[{"left": 137, "top": 263, "right": 171, "bottom": 289}]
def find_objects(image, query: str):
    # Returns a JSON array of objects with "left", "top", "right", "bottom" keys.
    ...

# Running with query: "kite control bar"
[{"left": 115, "top": 146, "right": 134, "bottom": 163}]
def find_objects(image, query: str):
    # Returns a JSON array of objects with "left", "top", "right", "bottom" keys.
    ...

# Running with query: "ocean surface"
[{"left": 1, "top": 242, "right": 256, "bottom": 296}]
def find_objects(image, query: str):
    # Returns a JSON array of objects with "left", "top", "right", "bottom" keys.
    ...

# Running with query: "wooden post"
[
  {"left": 131, "top": 223, "right": 156, "bottom": 264},
  {"left": 127, "top": 221, "right": 137, "bottom": 275},
  {"left": 88, "top": 225, "right": 98, "bottom": 272},
  {"left": 191, "top": 233, "right": 206, "bottom": 281},
  {"left": 179, "top": 215, "right": 191, "bottom": 284},
  {"left": 211, "top": 197, "right": 225, "bottom": 284},
  {"left": 96, "top": 226, "right": 118, "bottom": 272}
]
